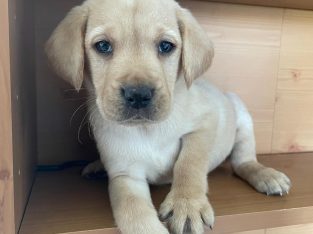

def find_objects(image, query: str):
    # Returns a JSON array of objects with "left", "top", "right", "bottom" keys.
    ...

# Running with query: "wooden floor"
[{"left": 19, "top": 154, "right": 313, "bottom": 234}]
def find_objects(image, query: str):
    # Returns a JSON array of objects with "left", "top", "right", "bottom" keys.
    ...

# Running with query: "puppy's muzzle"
[{"left": 121, "top": 86, "right": 154, "bottom": 109}]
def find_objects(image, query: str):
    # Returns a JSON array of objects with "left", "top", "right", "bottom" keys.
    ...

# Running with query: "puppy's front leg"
[
  {"left": 109, "top": 176, "right": 169, "bottom": 234},
  {"left": 159, "top": 130, "right": 214, "bottom": 234}
]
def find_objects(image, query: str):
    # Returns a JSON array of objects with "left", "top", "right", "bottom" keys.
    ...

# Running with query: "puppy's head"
[{"left": 46, "top": 0, "right": 213, "bottom": 125}]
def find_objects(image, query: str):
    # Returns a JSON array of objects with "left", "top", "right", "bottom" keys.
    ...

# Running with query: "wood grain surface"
[
  {"left": 181, "top": 0, "right": 283, "bottom": 154},
  {"left": 181, "top": 1, "right": 313, "bottom": 154},
  {"left": 204, "top": 0, "right": 313, "bottom": 10},
  {"left": 272, "top": 9, "right": 313, "bottom": 153},
  {"left": 8, "top": 0, "right": 37, "bottom": 230},
  {"left": 19, "top": 153, "right": 313, "bottom": 234},
  {"left": 0, "top": 0, "right": 15, "bottom": 233},
  {"left": 267, "top": 223, "right": 313, "bottom": 234}
]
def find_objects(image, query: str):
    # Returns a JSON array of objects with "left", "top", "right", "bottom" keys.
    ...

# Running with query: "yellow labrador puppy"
[{"left": 46, "top": 0, "right": 291, "bottom": 233}]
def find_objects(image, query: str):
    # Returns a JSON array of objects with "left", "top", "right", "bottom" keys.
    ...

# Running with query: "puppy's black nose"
[{"left": 121, "top": 86, "right": 154, "bottom": 109}]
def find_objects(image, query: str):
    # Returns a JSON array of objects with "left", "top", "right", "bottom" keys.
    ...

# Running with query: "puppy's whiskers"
[
  {"left": 70, "top": 102, "right": 88, "bottom": 127},
  {"left": 70, "top": 97, "right": 96, "bottom": 144},
  {"left": 70, "top": 98, "right": 95, "bottom": 125}
]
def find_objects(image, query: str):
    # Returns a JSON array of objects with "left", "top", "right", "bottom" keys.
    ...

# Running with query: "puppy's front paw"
[
  {"left": 159, "top": 191, "right": 214, "bottom": 234},
  {"left": 248, "top": 167, "right": 291, "bottom": 196}
]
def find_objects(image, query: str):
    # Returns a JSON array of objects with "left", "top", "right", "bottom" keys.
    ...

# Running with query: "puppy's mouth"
[{"left": 118, "top": 109, "right": 158, "bottom": 125}]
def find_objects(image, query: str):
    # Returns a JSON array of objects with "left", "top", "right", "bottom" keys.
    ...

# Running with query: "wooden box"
[{"left": 1, "top": 0, "right": 313, "bottom": 233}]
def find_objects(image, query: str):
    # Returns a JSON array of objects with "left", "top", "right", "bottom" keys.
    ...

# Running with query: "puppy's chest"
[{"left": 98, "top": 126, "right": 181, "bottom": 182}]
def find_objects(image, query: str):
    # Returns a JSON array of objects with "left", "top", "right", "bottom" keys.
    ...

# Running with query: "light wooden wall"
[
  {"left": 205, "top": 0, "right": 313, "bottom": 10},
  {"left": 0, "top": 0, "right": 15, "bottom": 233},
  {"left": 181, "top": 0, "right": 313, "bottom": 154},
  {"left": 8, "top": 0, "right": 37, "bottom": 230},
  {"left": 273, "top": 10, "right": 313, "bottom": 153},
  {"left": 35, "top": 0, "right": 313, "bottom": 164}
]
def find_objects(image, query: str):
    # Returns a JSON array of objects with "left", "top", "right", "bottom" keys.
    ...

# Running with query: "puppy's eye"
[
  {"left": 158, "top": 41, "right": 175, "bottom": 54},
  {"left": 94, "top": 40, "right": 113, "bottom": 55}
]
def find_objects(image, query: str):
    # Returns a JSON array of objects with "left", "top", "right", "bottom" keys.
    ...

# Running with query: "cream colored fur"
[{"left": 46, "top": 0, "right": 291, "bottom": 233}]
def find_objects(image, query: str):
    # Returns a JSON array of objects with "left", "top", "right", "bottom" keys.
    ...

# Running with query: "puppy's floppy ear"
[
  {"left": 177, "top": 8, "right": 214, "bottom": 88},
  {"left": 45, "top": 6, "right": 88, "bottom": 91}
]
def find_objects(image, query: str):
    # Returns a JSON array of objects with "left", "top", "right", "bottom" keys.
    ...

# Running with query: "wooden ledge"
[
  {"left": 198, "top": 0, "right": 313, "bottom": 10},
  {"left": 19, "top": 153, "right": 313, "bottom": 234}
]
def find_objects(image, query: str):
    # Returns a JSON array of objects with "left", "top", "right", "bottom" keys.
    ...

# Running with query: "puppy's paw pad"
[
  {"left": 252, "top": 168, "right": 291, "bottom": 196},
  {"left": 81, "top": 160, "right": 106, "bottom": 179}
]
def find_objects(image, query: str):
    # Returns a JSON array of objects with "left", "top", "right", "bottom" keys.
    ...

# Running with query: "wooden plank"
[
  {"left": 64, "top": 228, "right": 267, "bottom": 234},
  {"left": 272, "top": 92, "right": 313, "bottom": 153},
  {"left": 20, "top": 153, "right": 313, "bottom": 234},
  {"left": 63, "top": 229, "right": 118, "bottom": 234},
  {"left": 266, "top": 223, "right": 313, "bottom": 234},
  {"left": 201, "top": 0, "right": 313, "bottom": 11},
  {"left": 0, "top": 0, "right": 15, "bottom": 233},
  {"left": 8, "top": 0, "right": 37, "bottom": 230},
  {"left": 181, "top": 1, "right": 283, "bottom": 153},
  {"left": 233, "top": 230, "right": 265, "bottom": 234},
  {"left": 63, "top": 228, "right": 266, "bottom": 234},
  {"left": 273, "top": 9, "right": 313, "bottom": 153}
]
